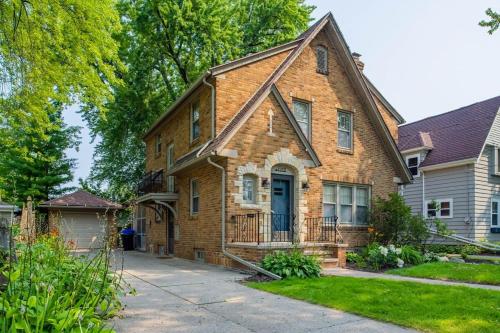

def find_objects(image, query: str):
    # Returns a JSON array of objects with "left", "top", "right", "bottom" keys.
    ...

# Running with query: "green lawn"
[
  {"left": 387, "top": 262, "right": 500, "bottom": 285},
  {"left": 248, "top": 276, "right": 500, "bottom": 333}
]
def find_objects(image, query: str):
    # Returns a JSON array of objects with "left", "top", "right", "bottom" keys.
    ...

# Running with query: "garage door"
[{"left": 59, "top": 212, "right": 106, "bottom": 249}]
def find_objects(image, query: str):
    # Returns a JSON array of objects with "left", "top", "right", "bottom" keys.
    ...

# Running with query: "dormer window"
[
  {"left": 406, "top": 154, "right": 420, "bottom": 177},
  {"left": 316, "top": 46, "right": 328, "bottom": 74}
]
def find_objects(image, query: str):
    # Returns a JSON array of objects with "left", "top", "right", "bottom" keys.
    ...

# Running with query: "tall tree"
[
  {"left": 88, "top": 0, "right": 314, "bottom": 201},
  {"left": 480, "top": 8, "right": 500, "bottom": 34},
  {"left": 0, "top": 109, "right": 81, "bottom": 205}
]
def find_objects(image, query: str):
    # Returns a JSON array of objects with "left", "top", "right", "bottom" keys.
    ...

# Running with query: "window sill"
[
  {"left": 492, "top": 172, "right": 500, "bottom": 177},
  {"left": 189, "top": 214, "right": 199, "bottom": 220},
  {"left": 337, "top": 148, "right": 353, "bottom": 155},
  {"left": 316, "top": 70, "right": 329, "bottom": 75},
  {"left": 241, "top": 203, "right": 261, "bottom": 209}
]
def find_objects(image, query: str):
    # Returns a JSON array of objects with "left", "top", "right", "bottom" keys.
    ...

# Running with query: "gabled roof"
[
  {"left": 195, "top": 12, "right": 411, "bottom": 182},
  {"left": 363, "top": 75, "right": 405, "bottom": 124},
  {"left": 398, "top": 96, "right": 500, "bottom": 168},
  {"left": 40, "top": 190, "right": 122, "bottom": 209}
]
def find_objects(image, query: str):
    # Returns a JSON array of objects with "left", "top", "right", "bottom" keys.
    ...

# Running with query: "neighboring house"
[
  {"left": 40, "top": 190, "right": 122, "bottom": 249},
  {"left": 135, "top": 13, "right": 411, "bottom": 268},
  {"left": 0, "top": 200, "right": 17, "bottom": 250},
  {"left": 399, "top": 96, "right": 500, "bottom": 242}
]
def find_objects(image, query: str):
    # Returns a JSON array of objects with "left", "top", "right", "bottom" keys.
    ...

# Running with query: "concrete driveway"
[{"left": 112, "top": 252, "right": 415, "bottom": 333}]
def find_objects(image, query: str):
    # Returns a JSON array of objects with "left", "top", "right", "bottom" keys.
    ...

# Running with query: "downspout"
[
  {"left": 207, "top": 156, "right": 281, "bottom": 280},
  {"left": 422, "top": 170, "right": 425, "bottom": 216},
  {"left": 202, "top": 75, "right": 215, "bottom": 139}
]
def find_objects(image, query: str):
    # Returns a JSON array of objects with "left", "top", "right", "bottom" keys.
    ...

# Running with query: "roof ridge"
[{"left": 401, "top": 95, "right": 500, "bottom": 128}]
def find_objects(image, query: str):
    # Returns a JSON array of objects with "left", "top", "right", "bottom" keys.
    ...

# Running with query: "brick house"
[{"left": 135, "top": 13, "right": 412, "bottom": 269}]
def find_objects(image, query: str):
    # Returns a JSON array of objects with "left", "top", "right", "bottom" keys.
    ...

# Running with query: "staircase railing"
[{"left": 427, "top": 228, "right": 500, "bottom": 252}]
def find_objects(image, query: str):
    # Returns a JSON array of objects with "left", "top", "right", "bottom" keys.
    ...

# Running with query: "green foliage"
[
  {"left": 262, "top": 250, "right": 321, "bottom": 279},
  {"left": 399, "top": 245, "right": 424, "bottom": 265},
  {"left": 0, "top": 109, "right": 81, "bottom": 205},
  {"left": 0, "top": 236, "right": 123, "bottom": 332},
  {"left": 87, "top": 0, "right": 314, "bottom": 200},
  {"left": 388, "top": 262, "right": 500, "bottom": 285},
  {"left": 480, "top": 8, "right": 500, "bottom": 34},
  {"left": 460, "top": 244, "right": 482, "bottom": 259},
  {"left": 424, "top": 244, "right": 482, "bottom": 256},
  {"left": 369, "top": 193, "right": 429, "bottom": 246}
]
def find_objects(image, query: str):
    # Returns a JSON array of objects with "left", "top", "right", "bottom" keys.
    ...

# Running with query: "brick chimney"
[{"left": 352, "top": 52, "right": 364, "bottom": 72}]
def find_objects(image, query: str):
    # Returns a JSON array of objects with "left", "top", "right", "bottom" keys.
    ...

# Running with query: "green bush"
[
  {"left": 262, "top": 250, "right": 321, "bottom": 279},
  {"left": 365, "top": 244, "right": 404, "bottom": 271},
  {"left": 369, "top": 193, "right": 429, "bottom": 246},
  {"left": 0, "top": 236, "right": 123, "bottom": 332},
  {"left": 400, "top": 245, "right": 424, "bottom": 265}
]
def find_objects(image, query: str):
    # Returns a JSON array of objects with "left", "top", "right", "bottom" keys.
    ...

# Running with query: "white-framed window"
[
  {"left": 406, "top": 154, "right": 420, "bottom": 177},
  {"left": 425, "top": 199, "right": 453, "bottom": 219},
  {"left": 155, "top": 134, "right": 162, "bottom": 155},
  {"left": 166, "top": 143, "right": 175, "bottom": 192},
  {"left": 323, "top": 183, "right": 370, "bottom": 225},
  {"left": 337, "top": 111, "right": 352, "bottom": 150},
  {"left": 242, "top": 174, "right": 257, "bottom": 204},
  {"left": 191, "top": 100, "right": 200, "bottom": 142},
  {"left": 491, "top": 198, "right": 500, "bottom": 227},
  {"left": 292, "top": 100, "right": 311, "bottom": 140},
  {"left": 323, "top": 184, "right": 337, "bottom": 218},
  {"left": 316, "top": 45, "right": 328, "bottom": 74},
  {"left": 190, "top": 179, "right": 199, "bottom": 215},
  {"left": 135, "top": 205, "right": 146, "bottom": 235},
  {"left": 493, "top": 147, "right": 500, "bottom": 175}
]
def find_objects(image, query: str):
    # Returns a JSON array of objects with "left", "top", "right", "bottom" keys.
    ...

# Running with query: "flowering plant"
[{"left": 365, "top": 244, "right": 405, "bottom": 270}]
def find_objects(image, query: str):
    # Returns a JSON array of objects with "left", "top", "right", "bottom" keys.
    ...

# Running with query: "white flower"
[
  {"left": 395, "top": 248, "right": 402, "bottom": 255},
  {"left": 437, "top": 256, "right": 449, "bottom": 262},
  {"left": 397, "top": 258, "right": 404, "bottom": 268},
  {"left": 388, "top": 244, "right": 396, "bottom": 252},
  {"left": 379, "top": 246, "right": 388, "bottom": 256}
]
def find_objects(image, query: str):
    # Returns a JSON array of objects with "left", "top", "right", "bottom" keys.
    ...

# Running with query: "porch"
[{"left": 226, "top": 213, "right": 348, "bottom": 268}]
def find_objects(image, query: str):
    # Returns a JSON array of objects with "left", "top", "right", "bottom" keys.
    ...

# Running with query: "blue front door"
[{"left": 271, "top": 174, "right": 293, "bottom": 232}]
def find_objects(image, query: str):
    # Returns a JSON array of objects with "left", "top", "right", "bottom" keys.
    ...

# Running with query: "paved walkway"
[
  {"left": 111, "top": 252, "right": 416, "bottom": 333},
  {"left": 323, "top": 268, "right": 500, "bottom": 291}
]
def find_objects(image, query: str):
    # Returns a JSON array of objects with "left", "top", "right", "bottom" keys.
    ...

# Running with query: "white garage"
[{"left": 40, "top": 190, "right": 122, "bottom": 249}]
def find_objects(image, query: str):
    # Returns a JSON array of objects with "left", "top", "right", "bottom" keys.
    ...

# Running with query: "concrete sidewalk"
[
  {"left": 323, "top": 268, "right": 500, "bottom": 291},
  {"left": 111, "top": 252, "right": 416, "bottom": 333}
]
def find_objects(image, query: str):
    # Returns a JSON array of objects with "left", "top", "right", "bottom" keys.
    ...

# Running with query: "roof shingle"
[
  {"left": 40, "top": 190, "right": 122, "bottom": 209},
  {"left": 398, "top": 96, "right": 500, "bottom": 167}
]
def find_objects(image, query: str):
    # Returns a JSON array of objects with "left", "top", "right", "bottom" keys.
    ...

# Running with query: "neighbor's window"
[
  {"left": 293, "top": 100, "right": 311, "bottom": 140},
  {"left": 494, "top": 147, "right": 500, "bottom": 174},
  {"left": 337, "top": 111, "right": 352, "bottom": 149},
  {"left": 190, "top": 179, "right": 199, "bottom": 215},
  {"left": 406, "top": 154, "right": 420, "bottom": 177},
  {"left": 323, "top": 183, "right": 370, "bottom": 225},
  {"left": 242, "top": 174, "right": 257, "bottom": 204},
  {"left": 166, "top": 143, "right": 175, "bottom": 192},
  {"left": 191, "top": 101, "right": 200, "bottom": 142},
  {"left": 316, "top": 46, "right": 328, "bottom": 74},
  {"left": 492, "top": 199, "right": 499, "bottom": 227},
  {"left": 323, "top": 184, "right": 337, "bottom": 218},
  {"left": 426, "top": 199, "right": 453, "bottom": 219},
  {"left": 155, "top": 134, "right": 162, "bottom": 155}
]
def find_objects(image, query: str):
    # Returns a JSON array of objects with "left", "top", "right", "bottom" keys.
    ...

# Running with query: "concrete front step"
[
  {"left": 303, "top": 249, "right": 332, "bottom": 257},
  {"left": 320, "top": 258, "right": 339, "bottom": 269}
]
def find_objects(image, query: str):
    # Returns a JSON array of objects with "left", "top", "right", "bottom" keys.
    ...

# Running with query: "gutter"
[{"left": 207, "top": 156, "right": 281, "bottom": 280}]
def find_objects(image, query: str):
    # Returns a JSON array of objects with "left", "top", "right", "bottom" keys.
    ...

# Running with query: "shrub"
[
  {"left": 262, "top": 250, "right": 321, "bottom": 279},
  {"left": 346, "top": 252, "right": 367, "bottom": 268},
  {"left": 400, "top": 245, "right": 424, "bottom": 265},
  {"left": 369, "top": 193, "right": 429, "bottom": 246},
  {"left": 461, "top": 244, "right": 482, "bottom": 256},
  {"left": 0, "top": 235, "right": 123, "bottom": 332},
  {"left": 424, "top": 251, "right": 440, "bottom": 263},
  {"left": 365, "top": 244, "right": 404, "bottom": 270}
]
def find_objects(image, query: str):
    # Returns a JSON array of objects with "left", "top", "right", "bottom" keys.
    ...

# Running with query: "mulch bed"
[{"left": 242, "top": 273, "right": 275, "bottom": 283}]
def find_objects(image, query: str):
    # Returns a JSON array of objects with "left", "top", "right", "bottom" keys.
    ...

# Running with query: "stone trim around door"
[{"left": 232, "top": 148, "right": 311, "bottom": 242}]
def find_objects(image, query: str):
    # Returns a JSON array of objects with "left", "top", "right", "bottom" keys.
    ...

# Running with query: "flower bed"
[{"left": 0, "top": 236, "right": 123, "bottom": 332}]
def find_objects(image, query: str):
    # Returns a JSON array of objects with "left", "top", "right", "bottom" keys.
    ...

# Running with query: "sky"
[{"left": 63, "top": 0, "right": 500, "bottom": 187}]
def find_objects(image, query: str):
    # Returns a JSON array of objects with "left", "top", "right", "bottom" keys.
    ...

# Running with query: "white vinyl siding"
[
  {"left": 323, "top": 183, "right": 370, "bottom": 225},
  {"left": 292, "top": 100, "right": 311, "bottom": 140},
  {"left": 337, "top": 111, "right": 352, "bottom": 150}
]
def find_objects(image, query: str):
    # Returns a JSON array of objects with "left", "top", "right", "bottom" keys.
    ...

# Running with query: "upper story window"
[
  {"left": 293, "top": 100, "right": 311, "bottom": 140},
  {"left": 337, "top": 111, "right": 352, "bottom": 150},
  {"left": 406, "top": 154, "right": 420, "bottom": 177},
  {"left": 191, "top": 100, "right": 200, "bottom": 142},
  {"left": 323, "top": 183, "right": 370, "bottom": 225},
  {"left": 190, "top": 179, "right": 199, "bottom": 215},
  {"left": 316, "top": 46, "right": 328, "bottom": 74},
  {"left": 425, "top": 199, "right": 453, "bottom": 219},
  {"left": 493, "top": 147, "right": 500, "bottom": 175},
  {"left": 242, "top": 174, "right": 257, "bottom": 204},
  {"left": 492, "top": 198, "right": 499, "bottom": 227},
  {"left": 166, "top": 143, "right": 175, "bottom": 192},
  {"left": 155, "top": 134, "right": 162, "bottom": 156}
]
